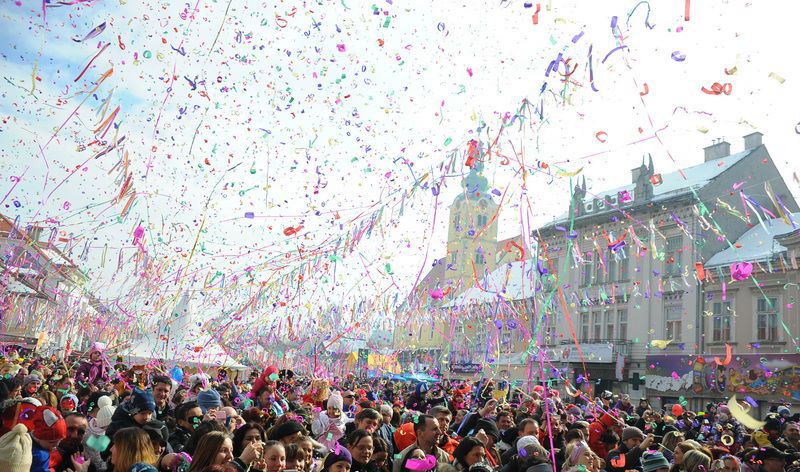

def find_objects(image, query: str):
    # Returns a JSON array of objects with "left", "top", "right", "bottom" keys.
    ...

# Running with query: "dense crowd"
[{"left": 1, "top": 343, "right": 800, "bottom": 472}]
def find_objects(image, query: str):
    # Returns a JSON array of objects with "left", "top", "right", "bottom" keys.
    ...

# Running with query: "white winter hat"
[
  {"left": 96, "top": 396, "right": 116, "bottom": 429},
  {"left": 0, "top": 424, "right": 33, "bottom": 472}
]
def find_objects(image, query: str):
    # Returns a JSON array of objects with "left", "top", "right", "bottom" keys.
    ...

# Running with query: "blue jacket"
[{"left": 31, "top": 439, "right": 52, "bottom": 472}]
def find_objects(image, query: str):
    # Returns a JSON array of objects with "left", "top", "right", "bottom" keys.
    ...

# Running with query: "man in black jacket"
[
  {"left": 605, "top": 426, "right": 654, "bottom": 472},
  {"left": 169, "top": 401, "right": 202, "bottom": 453}
]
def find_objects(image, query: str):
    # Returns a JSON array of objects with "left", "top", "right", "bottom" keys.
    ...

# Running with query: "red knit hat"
[{"left": 32, "top": 406, "right": 66, "bottom": 441}]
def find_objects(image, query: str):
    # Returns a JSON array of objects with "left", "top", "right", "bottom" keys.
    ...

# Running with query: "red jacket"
[{"left": 588, "top": 412, "right": 619, "bottom": 459}]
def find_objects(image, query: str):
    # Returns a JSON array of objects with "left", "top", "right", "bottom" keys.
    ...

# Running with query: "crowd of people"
[{"left": 1, "top": 343, "right": 800, "bottom": 472}]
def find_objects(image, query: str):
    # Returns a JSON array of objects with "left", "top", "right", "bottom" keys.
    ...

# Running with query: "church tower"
[{"left": 443, "top": 143, "right": 499, "bottom": 295}]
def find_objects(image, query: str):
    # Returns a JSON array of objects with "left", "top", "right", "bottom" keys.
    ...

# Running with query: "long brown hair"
[
  {"left": 112, "top": 427, "right": 158, "bottom": 472},
  {"left": 188, "top": 431, "right": 231, "bottom": 472}
]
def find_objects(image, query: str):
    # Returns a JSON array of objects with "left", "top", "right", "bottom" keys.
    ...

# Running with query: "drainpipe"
[{"left": 693, "top": 212, "right": 704, "bottom": 413}]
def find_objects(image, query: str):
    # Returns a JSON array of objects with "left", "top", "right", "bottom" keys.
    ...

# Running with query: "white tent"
[{"left": 117, "top": 291, "right": 247, "bottom": 370}]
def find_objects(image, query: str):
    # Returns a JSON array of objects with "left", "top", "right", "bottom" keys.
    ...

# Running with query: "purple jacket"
[{"left": 75, "top": 359, "right": 110, "bottom": 384}]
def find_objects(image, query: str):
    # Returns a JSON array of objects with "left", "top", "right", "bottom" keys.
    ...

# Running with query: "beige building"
[{"left": 641, "top": 213, "right": 800, "bottom": 414}]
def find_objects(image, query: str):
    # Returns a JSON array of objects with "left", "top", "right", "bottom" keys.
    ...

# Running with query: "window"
[
  {"left": 454, "top": 214, "right": 461, "bottom": 229},
  {"left": 605, "top": 310, "right": 615, "bottom": 339},
  {"left": 607, "top": 250, "right": 617, "bottom": 282},
  {"left": 592, "top": 311, "right": 602, "bottom": 340},
  {"left": 581, "top": 252, "right": 593, "bottom": 286},
  {"left": 594, "top": 253, "right": 605, "bottom": 285},
  {"left": 475, "top": 249, "right": 486, "bottom": 265},
  {"left": 712, "top": 301, "right": 732, "bottom": 342},
  {"left": 580, "top": 310, "right": 590, "bottom": 342},
  {"left": 476, "top": 214, "right": 488, "bottom": 228},
  {"left": 665, "top": 236, "right": 682, "bottom": 276},
  {"left": 501, "top": 329, "right": 513, "bottom": 352},
  {"left": 756, "top": 297, "right": 779, "bottom": 341},
  {"left": 618, "top": 251, "right": 629, "bottom": 280},
  {"left": 665, "top": 300, "right": 683, "bottom": 341},
  {"left": 618, "top": 309, "right": 628, "bottom": 340},
  {"left": 450, "top": 251, "right": 457, "bottom": 265}
]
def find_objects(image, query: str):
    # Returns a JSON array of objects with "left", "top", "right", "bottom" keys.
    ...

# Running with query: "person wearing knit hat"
[
  {"left": 196, "top": 388, "right": 222, "bottom": 414},
  {"left": 75, "top": 342, "right": 110, "bottom": 386},
  {"left": 95, "top": 395, "right": 116, "bottom": 429},
  {"left": 104, "top": 387, "right": 156, "bottom": 443},
  {"left": 0, "top": 423, "right": 33, "bottom": 472},
  {"left": 323, "top": 443, "right": 353, "bottom": 472},
  {"left": 269, "top": 419, "right": 306, "bottom": 444},
  {"left": 606, "top": 426, "right": 653, "bottom": 472},
  {"left": 641, "top": 451, "right": 670, "bottom": 472},
  {"left": 30, "top": 406, "right": 67, "bottom": 472},
  {"left": 58, "top": 393, "right": 79, "bottom": 414},
  {"left": 128, "top": 387, "right": 157, "bottom": 423},
  {"left": 23, "top": 374, "right": 42, "bottom": 396},
  {"left": 312, "top": 390, "right": 348, "bottom": 450},
  {"left": 516, "top": 435, "right": 541, "bottom": 454}
]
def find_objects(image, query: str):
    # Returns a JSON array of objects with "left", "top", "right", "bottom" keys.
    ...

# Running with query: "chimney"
[
  {"left": 704, "top": 138, "right": 731, "bottom": 162},
  {"left": 743, "top": 131, "right": 763, "bottom": 150}
]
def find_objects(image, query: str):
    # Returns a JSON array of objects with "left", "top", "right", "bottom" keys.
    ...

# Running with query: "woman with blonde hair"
[
  {"left": 682, "top": 450, "right": 711, "bottom": 472},
  {"left": 109, "top": 427, "right": 159, "bottom": 472},
  {"left": 564, "top": 440, "right": 602, "bottom": 472},
  {"left": 660, "top": 431, "right": 684, "bottom": 462}
]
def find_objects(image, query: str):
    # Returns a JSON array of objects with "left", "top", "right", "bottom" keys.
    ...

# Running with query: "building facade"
[
  {"left": 0, "top": 214, "right": 110, "bottom": 354},
  {"left": 399, "top": 132, "right": 800, "bottom": 397}
]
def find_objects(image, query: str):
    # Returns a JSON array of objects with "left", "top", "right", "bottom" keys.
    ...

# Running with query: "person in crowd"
[
  {"left": 31, "top": 406, "right": 68, "bottom": 472},
  {"left": 376, "top": 404, "right": 396, "bottom": 458},
  {"left": 682, "top": 449, "right": 712, "bottom": 472},
  {"left": 0, "top": 423, "right": 33, "bottom": 472},
  {"left": 430, "top": 405, "right": 459, "bottom": 456},
  {"left": 169, "top": 400, "right": 203, "bottom": 453},
  {"left": 271, "top": 419, "right": 308, "bottom": 445},
  {"left": 322, "top": 444, "right": 353, "bottom": 472},
  {"left": 393, "top": 414, "right": 450, "bottom": 472},
  {"left": 453, "top": 437, "right": 487, "bottom": 471},
  {"left": 75, "top": 344, "right": 111, "bottom": 386},
  {"left": 106, "top": 387, "right": 157, "bottom": 441},
  {"left": 671, "top": 441, "right": 700, "bottom": 472},
  {"left": 371, "top": 435, "right": 391, "bottom": 472},
  {"left": 605, "top": 427, "right": 653, "bottom": 472},
  {"left": 640, "top": 451, "right": 671, "bottom": 472},
  {"left": 313, "top": 391, "right": 349, "bottom": 449},
  {"left": 50, "top": 412, "right": 89, "bottom": 472},
  {"left": 108, "top": 427, "right": 160, "bottom": 472},
  {"left": 285, "top": 443, "right": 308, "bottom": 472},
  {"left": 151, "top": 375, "right": 174, "bottom": 423},
  {"left": 563, "top": 440, "right": 603, "bottom": 472},
  {"left": 187, "top": 430, "right": 235, "bottom": 471},
  {"left": 346, "top": 429, "right": 375, "bottom": 472}
]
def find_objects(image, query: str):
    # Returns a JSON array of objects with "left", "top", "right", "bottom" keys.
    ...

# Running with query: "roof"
[
  {"left": 705, "top": 213, "right": 800, "bottom": 267},
  {"left": 552, "top": 147, "right": 757, "bottom": 223},
  {"left": 446, "top": 258, "right": 538, "bottom": 306}
]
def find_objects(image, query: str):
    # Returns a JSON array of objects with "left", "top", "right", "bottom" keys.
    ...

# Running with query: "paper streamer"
[
  {"left": 714, "top": 343, "right": 732, "bottom": 366},
  {"left": 728, "top": 395, "right": 765, "bottom": 430}
]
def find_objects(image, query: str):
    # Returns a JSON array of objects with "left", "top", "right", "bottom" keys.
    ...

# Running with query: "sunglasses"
[
  {"left": 345, "top": 395, "right": 356, "bottom": 399},
  {"left": 67, "top": 426, "right": 86, "bottom": 435},
  {"left": 188, "top": 415, "right": 203, "bottom": 426}
]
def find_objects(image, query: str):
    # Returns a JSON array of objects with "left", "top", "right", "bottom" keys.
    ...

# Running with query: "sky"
[{"left": 1, "top": 0, "right": 799, "bottom": 347}]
